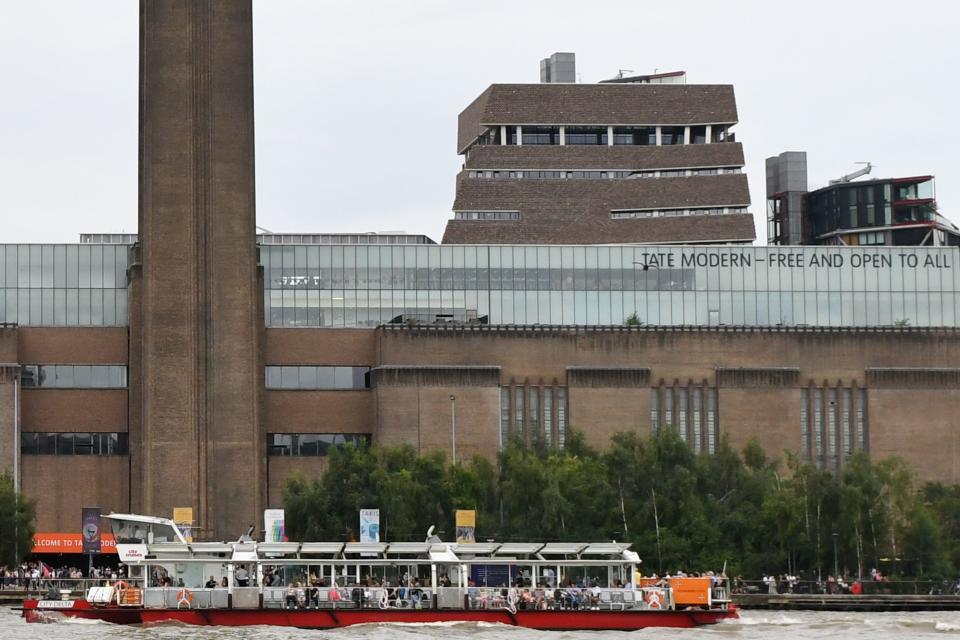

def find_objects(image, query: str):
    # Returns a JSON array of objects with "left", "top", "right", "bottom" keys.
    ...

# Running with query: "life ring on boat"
[
  {"left": 506, "top": 588, "right": 519, "bottom": 614},
  {"left": 177, "top": 588, "right": 194, "bottom": 609},
  {"left": 379, "top": 589, "right": 390, "bottom": 609},
  {"left": 113, "top": 581, "right": 129, "bottom": 604},
  {"left": 645, "top": 590, "right": 662, "bottom": 609}
]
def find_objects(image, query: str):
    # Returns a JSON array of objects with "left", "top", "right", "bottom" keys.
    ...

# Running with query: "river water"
[{"left": 4, "top": 606, "right": 960, "bottom": 639}]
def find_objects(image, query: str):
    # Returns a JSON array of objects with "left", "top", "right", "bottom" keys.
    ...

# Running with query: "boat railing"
[
  {"left": 263, "top": 586, "right": 437, "bottom": 610},
  {"left": 142, "top": 587, "right": 229, "bottom": 609},
  {"left": 462, "top": 586, "right": 670, "bottom": 612}
]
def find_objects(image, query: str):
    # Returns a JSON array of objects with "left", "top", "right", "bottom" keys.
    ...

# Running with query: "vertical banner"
[
  {"left": 173, "top": 507, "right": 194, "bottom": 542},
  {"left": 456, "top": 509, "right": 476, "bottom": 543},
  {"left": 359, "top": 509, "right": 380, "bottom": 543},
  {"left": 264, "top": 509, "right": 286, "bottom": 542},
  {"left": 81, "top": 507, "right": 102, "bottom": 554}
]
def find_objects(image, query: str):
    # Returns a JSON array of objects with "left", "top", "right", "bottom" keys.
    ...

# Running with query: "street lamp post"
[
  {"left": 449, "top": 395, "right": 457, "bottom": 465},
  {"left": 832, "top": 531, "right": 840, "bottom": 580}
]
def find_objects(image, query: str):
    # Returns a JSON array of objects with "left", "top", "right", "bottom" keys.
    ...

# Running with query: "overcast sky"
[{"left": 1, "top": 0, "right": 957, "bottom": 244}]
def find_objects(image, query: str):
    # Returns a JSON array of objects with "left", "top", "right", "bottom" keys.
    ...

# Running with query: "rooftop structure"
[{"left": 443, "top": 56, "right": 753, "bottom": 245}]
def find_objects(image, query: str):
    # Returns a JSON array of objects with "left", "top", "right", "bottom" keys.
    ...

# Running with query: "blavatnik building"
[{"left": 1, "top": 7, "right": 960, "bottom": 551}]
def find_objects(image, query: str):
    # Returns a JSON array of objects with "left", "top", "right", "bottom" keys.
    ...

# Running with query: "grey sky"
[{"left": 1, "top": 0, "right": 957, "bottom": 244}]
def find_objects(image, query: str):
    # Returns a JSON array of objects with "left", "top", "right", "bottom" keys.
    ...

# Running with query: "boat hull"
[{"left": 22, "top": 599, "right": 737, "bottom": 629}]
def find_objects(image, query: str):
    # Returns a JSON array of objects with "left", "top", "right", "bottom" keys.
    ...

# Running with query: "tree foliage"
[
  {"left": 283, "top": 431, "right": 956, "bottom": 579},
  {"left": 0, "top": 471, "right": 36, "bottom": 566}
]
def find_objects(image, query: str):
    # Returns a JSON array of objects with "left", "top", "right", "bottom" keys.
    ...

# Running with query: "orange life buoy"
[
  {"left": 114, "top": 580, "right": 129, "bottom": 591},
  {"left": 177, "top": 588, "right": 194, "bottom": 609},
  {"left": 645, "top": 590, "right": 662, "bottom": 609}
]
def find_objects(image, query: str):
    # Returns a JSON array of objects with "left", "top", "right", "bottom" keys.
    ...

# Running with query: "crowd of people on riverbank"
[{"left": 0, "top": 563, "right": 124, "bottom": 590}]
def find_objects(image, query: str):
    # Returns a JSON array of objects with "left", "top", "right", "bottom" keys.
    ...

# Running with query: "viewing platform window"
[
  {"left": 612, "top": 126, "right": 656, "bottom": 145},
  {"left": 520, "top": 126, "right": 560, "bottom": 145},
  {"left": 454, "top": 211, "right": 520, "bottom": 221},
  {"left": 660, "top": 126, "right": 685, "bottom": 145},
  {"left": 565, "top": 127, "right": 608, "bottom": 145}
]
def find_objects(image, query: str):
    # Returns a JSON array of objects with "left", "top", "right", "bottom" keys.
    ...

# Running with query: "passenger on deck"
[
  {"left": 205, "top": 576, "right": 217, "bottom": 589},
  {"left": 285, "top": 583, "right": 298, "bottom": 609},
  {"left": 236, "top": 565, "right": 250, "bottom": 587}
]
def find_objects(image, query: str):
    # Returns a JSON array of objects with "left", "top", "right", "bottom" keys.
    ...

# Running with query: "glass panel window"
[
  {"left": 266, "top": 433, "right": 369, "bottom": 456},
  {"left": 660, "top": 126, "right": 685, "bottom": 145},
  {"left": 265, "top": 365, "right": 371, "bottom": 390},
  {"left": 565, "top": 127, "right": 608, "bottom": 145}
]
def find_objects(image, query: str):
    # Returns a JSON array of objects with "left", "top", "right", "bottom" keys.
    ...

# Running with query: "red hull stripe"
[{"left": 23, "top": 599, "right": 736, "bottom": 630}]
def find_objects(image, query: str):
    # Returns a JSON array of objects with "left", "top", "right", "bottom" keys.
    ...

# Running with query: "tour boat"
[{"left": 22, "top": 513, "right": 737, "bottom": 630}]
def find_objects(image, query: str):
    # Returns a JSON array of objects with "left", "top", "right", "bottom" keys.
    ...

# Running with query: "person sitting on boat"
[
  {"left": 220, "top": 577, "right": 228, "bottom": 588},
  {"left": 467, "top": 578, "right": 480, "bottom": 608},
  {"left": 204, "top": 576, "right": 217, "bottom": 589},
  {"left": 284, "top": 583, "right": 299, "bottom": 609}
]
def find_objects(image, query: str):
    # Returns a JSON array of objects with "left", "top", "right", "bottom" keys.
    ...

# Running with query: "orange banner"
[{"left": 32, "top": 533, "right": 117, "bottom": 554}]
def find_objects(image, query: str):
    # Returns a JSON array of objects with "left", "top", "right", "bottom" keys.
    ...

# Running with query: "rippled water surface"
[{"left": 5, "top": 606, "right": 960, "bottom": 639}]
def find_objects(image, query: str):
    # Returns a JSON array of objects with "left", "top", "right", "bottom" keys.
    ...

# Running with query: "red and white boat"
[{"left": 23, "top": 513, "right": 737, "bottom": 630}]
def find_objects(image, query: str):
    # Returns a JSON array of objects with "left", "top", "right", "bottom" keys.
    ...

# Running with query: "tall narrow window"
[
  {"left": 841, "top": 388, "right": 852, "bottom": 458},
  {"left": 827, "top": 388, "right": 838, "bottom": 469},
  {"left": 813, "top": 388, "right": 824, "bottom": 467},
  {"left": 677, "top": 388, "right": 688, "bottom": 442},
  {"left": 706, "top": 388, "right": 717, "bottom": 454},
  {"left": 692, "top": 388, "right": 703, "bottom": 453},
  {"left": 528, "top": 387, "right": 540, "bottom": 443},
  {"left": 664, "top": 387, "right": 674, "bottom": 429},
  {"left": 514, "top": 386, "right": 525, "bottom": 437},
  {"left": 800, "top": 388, "right": 809, "bottom": 458},
  {"left": 500, "top": 388, "right": 511, "bottom": 448},
  {"left": 557, "top": 388, "right": 567, "bottom": 448},
  {"left": 856, "top": 389, "right": 867, "bottom": 452},
  {"left": 543, "top": 387, "right": 553, "bottom": 448},
  {"left": 650, "top": 388, "right": 660, "bottom": 434}
]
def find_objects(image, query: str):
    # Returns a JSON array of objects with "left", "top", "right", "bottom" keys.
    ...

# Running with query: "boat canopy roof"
[{"left": 130, "top": 539, "right": 639, "bottom": 565}]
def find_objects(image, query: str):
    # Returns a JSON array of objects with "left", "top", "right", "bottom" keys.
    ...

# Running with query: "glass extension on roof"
[
  {"left": 0, "top": 244, "right": 129, "bottom": 327},
  {"left": 261, "top": 245, "right": 960, "bottom": 329}
]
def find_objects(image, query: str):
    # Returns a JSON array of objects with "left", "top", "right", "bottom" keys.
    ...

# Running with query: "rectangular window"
[
  {"left": 20, "top": 364, "right": 127, "bottom": 389},
  {"left": 650, "top": 388, "right": 659, "bottom": 433},
  {"left": 612, "top": 126, "right": 655, "bottom": 145},
  {"left": 660, "top": 126, "right": 685, "bottom": 145},
  {"left": 677, "top": 388, "right": 688, "bottom": 442},
  {"left": 500, "top": 388, "right": 511, "bottom": 447},
  {"left": 557, "top": 387, "right": 567, "bottom": 448},
  {"left": 800, "top": 388, "right": 809, "bottom": 458},
  {"left": 856, "top": 388, "right": 867, "bottom": 452},
  {"left": 706, "top": 388, "right": 717, "bottom": 454},
  {"left": 692, "top": 387, "right": 702, "bottom": 453},
  {"left": 521, "top": 126, "right": 560, "bottom": 145},
  {"left": 827, "top": 388, "right": 837, "bottom": 467},
  {"left": 514, "top": 386, "right": 524, "bottom": 436},
  {"left": 842, "top": 388, "right": 852, "bottom": 458},
  {"left": 813, "top": 388, "right": 824, "bottom": 467},
  {"left": 265, "top": 365, "right": 371, "bottom": 390},
  {"left": 266, "top": 433, "right": 369, "bottom": 457},
  {"left": 528, "top": 387, "right": 539, "bottom": 443},
  {"left": 565, "top": 126, "right": 608, "bottom": 145},
  {"left": 543, "top": 387, "right": 553, "bottom": 448},
  {"left": 21, "top": 432, "right": 128, "bottom": 456},
  {"left": 663, "top": 387, "right": 674, "bottom": 429}
]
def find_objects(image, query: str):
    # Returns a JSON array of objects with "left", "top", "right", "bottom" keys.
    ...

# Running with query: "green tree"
[{"left": 0, "top": 472, "right": 35, "bottom": 566}]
